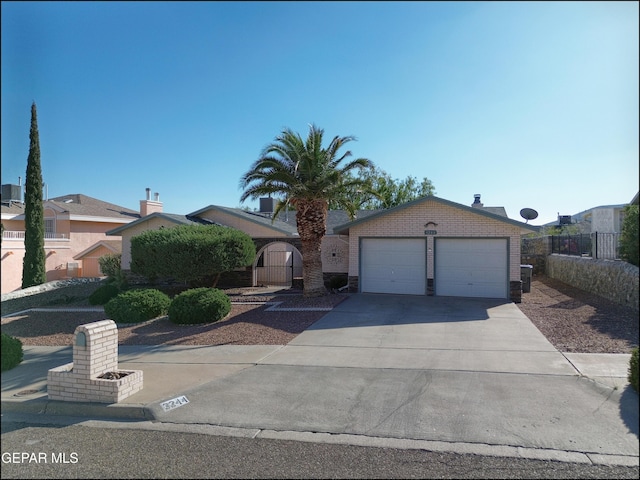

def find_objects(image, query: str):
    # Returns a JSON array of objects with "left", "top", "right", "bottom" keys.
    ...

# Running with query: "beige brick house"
[{"left": 108, "top": 193, "right": 537, "bottom": 302}]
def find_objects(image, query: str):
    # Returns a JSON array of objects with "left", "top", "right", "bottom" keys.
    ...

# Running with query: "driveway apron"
[{"left": 148, "top": 294, "right": 639, "bottom": 457}]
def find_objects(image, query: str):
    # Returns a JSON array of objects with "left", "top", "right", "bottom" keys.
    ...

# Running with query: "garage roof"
[{"left": 333, "top": 195, "right": 540, "bottom": 235}]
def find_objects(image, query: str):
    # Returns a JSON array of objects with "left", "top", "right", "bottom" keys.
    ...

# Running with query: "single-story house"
[{"left": 107, "top": 193, "right": 538, "bottom": 302}]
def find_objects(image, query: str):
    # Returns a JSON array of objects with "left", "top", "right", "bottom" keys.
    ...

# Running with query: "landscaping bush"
[
  {"left": 131, "top": 224, "right": 255, "bottom": 287},
  {"left": 98, "top": 253, "right": 122, "bottom": 278},
  {"left": 1, "top": 333, "right": 23, "bottom": 371},
  {"left": 104, "top": 288, "right": 171, "bottom": 324},
  {"left": 169, "top": 288, "right": 231, "bottom": 325},
  {"left": 629, "top": 347, "right": 639, "bottom": 393},
  {"left": 88, "top": 283, "right": 121, "bottom": 305},
  {"left": 619, "top": 204, "right": 639, "bottom": 266}
]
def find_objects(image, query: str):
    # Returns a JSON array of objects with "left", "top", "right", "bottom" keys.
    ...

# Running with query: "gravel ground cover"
[
  {"left": 517, "top": 275, "right": 638, "bottom": 354},
  {"left": 2, "top": 277, "right": 637, "bottom": 353},
  {"left": 1, "top": 290, "right": 348, "bottom": 347}
]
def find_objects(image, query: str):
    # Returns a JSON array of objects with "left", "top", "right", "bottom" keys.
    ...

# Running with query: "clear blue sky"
[{"left": 2, "top": 1, "right": 638, "bottom": 226}]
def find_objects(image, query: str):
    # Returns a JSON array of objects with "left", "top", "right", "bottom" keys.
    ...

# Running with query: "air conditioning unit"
[
  {"left": 67, "top": 262, "right": 80, "bottom": 278},
  {"left": 1, "top": 184, "right": 21, "bottom": 203},
  {"left": 259, "top": 197, "right": 277, "bottom": 213}
]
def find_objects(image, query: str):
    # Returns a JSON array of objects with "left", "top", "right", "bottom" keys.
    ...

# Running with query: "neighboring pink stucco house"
[{"left": 1, "top": 188, "right": 160, "bottom": 294}]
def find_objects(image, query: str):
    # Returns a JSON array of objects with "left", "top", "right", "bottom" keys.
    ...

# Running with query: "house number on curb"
[{"left": 160, "top": 395, "right": 190, "bottom": 412}]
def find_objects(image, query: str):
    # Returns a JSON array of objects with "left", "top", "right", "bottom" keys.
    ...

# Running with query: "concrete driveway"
[{"left": 148, "top": 294, "right": 639, "bottom": 461}]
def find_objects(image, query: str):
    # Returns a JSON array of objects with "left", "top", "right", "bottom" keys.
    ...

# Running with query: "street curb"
[{"left": 1, "top": 398, "right": 155, "bottom": 421}]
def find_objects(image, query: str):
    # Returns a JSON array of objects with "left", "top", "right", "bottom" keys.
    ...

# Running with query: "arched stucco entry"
[{"left": 253, "top": 240, "right": 303, "bottom": 287}]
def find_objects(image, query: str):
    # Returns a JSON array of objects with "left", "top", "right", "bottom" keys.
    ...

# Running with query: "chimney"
[
  {"left": 471, "top": 194, "right": 483, "bottom": 208},
  {"left": 140, "top": 188, "right": 163, "bottom": 216}
]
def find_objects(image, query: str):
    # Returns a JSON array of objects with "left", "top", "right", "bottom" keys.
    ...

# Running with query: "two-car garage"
[
  {"left": 335, "top": 196, "right": 537, "bottom": 302},
  {"left": 360, "top": 237, "right": 508, "bottom": 299}
]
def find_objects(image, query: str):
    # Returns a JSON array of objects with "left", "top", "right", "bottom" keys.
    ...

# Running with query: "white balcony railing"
[{"left": 2, "top": 231, "right": 68, "bottom": 240}]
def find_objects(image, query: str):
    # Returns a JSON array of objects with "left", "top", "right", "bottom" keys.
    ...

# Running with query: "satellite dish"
[{"left": 520, "top": 208, "right": 539, "bottom": 223}]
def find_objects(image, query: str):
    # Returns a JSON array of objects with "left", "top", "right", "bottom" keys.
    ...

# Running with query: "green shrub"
[
  {"left": 130, "top": 225, "right": 255, "bottom": 287},
  {"left": 1, "top": 333, "right": 24, "bottom": 371},
  {"left": 98, "top": 253, "right": 122, "bottom": 278},
  {"left": 104, "top": 288, "right": 171, "bottom": 324},
  {"left": 619, "top": 204, "right": 639, "bottom": 266},
  {"left": 89, "top": 283, "right": 121, "bottom": 305},
  {"left": 629, "top": 347, "right": 639, "bottom": 393},
  {"left": 169, "top": 288, "right": 231, "bottom": 325}
]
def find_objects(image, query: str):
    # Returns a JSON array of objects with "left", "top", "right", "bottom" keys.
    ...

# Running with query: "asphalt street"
[{"left": 2, "top": 416, "right": 639, "bottom": 479}]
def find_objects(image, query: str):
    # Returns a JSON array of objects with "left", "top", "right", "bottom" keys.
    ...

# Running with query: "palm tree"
[{"left": 240, "top": 124, "right": 376, "bottom": 297}]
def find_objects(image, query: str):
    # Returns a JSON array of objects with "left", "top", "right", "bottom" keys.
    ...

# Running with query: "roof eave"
[
  {"left": 106, "top": 212, "right": 185, "bottom": 236},
  {"left": 187, "top": 205, "right": 297, "bottom": 236},
  {"left": 334, "top": 195, "right": 540, "bottom": 234}
]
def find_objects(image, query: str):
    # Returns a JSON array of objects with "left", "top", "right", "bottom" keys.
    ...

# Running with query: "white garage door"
[
  {"left": 361, "top": 238, "right": 426, "bottom": 295},
  {"left": 435, "top": 238, "right": 507, "bottom": 299}
]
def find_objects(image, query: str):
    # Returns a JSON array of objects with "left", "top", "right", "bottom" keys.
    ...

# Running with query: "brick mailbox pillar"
[{"left": 47, "top": 320, "right": 143, "bottom": 403}]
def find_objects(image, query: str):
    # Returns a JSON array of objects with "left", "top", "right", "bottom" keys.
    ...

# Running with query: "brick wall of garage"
[
  {"left": 321, "top": 235, "right": 349, "bottom": 273},
  {"left": 347, "top": 199, "right": 523, "bottom": 282}
]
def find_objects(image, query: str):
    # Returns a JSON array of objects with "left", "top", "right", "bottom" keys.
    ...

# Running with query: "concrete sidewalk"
[{"left": 2, "top": 295, "right": 637, "bottom": 466}]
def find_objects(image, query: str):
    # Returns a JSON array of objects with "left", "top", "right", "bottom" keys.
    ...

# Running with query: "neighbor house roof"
[
  {"left": 479, "top": 206, "right": 508, "bottom": 217},
  {"left": 106, "top": 212, "right": 220, "bottom": 236},
  {"left": 273, "top": 209, "right": 384, "bottom": 235},
  {"left": 188, "top": 205, "right": 299, "bottom": 236},
  {"left": 0, "top": 201, "right": 25, "bottom": 218},
  {"left": 333, "top": 195, "right": 539, "bottom": 235},
  {"left": 46, "top": 194, "right": 139, "bottom": 221},
  {"left": 74, "top": 240, "right": 122, "bottom": 260},
  {"left": 2, "top": 193, "right": 139, "bottom": 222}
]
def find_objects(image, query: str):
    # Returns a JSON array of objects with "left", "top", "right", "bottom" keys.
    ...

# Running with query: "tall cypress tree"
[{"left": 22, "top": 102, "right": 46, "bottom": 288}]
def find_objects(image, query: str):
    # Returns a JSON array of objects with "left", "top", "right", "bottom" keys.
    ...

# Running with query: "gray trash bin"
[{"left": 520, "top": 265, "right": 533, "bottom": 293}]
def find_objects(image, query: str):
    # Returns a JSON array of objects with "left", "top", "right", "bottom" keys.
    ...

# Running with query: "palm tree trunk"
[{"left": 295, "top": 198, "right": 328, "bottom": 297}]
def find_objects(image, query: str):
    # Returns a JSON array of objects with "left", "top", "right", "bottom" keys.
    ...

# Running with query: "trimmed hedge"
[
  {"left": 88, "top": 283, "right": 121, "bottom": 305},
  {"left": 2, "top": 333, "right": 24, "bottom": 371},
  {"left": 104, "top": 288, "right": 171, "bottom": 324},
  {"left": 629, "top": 347, "right": 639, "bottom": 393},
  {"left": 130, "top": 224, "right": 255, "bottom": 286},
  {"left": 169, "top": 288, "right": 231, "bottom": 325}
]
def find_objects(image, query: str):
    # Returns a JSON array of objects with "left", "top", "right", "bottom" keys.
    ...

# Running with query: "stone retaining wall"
[
  {"left": 546, "top": 255, "right": 639, "bottom": 312},
  {"left": 0, "top": 278, "right": 104, "bottom": 316}
]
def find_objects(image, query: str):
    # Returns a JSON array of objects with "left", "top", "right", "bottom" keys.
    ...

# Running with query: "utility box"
[{"left": 520, "top": 265, "right": 533, "bottom": 293}]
